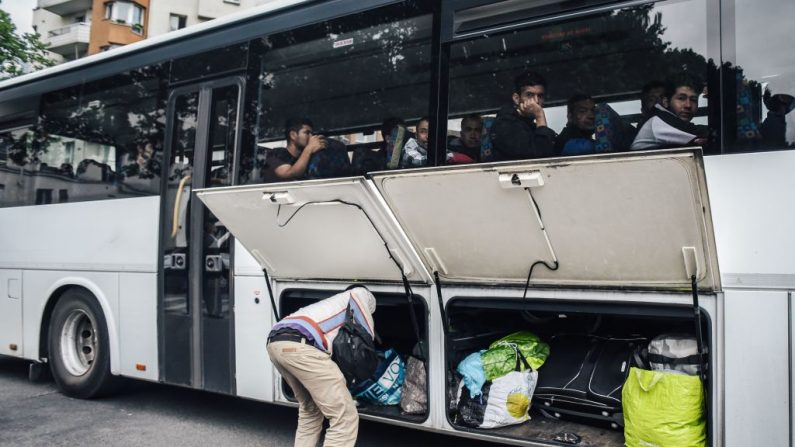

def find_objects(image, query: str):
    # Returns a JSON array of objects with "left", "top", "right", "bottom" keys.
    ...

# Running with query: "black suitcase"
[{"left": 533, "top": 334, "right": 647, "bottom": 429}]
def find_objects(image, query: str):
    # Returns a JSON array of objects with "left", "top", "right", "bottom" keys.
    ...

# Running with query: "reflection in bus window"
[
  {"left": 0, "top": 127, "right": 35, "bottom": 207},
  {"left": 240, "top": 1, "right": 432, "bottom": 184},
  {"left": 725, "top": 0, "right": 795, "bottom": 152},
  {"left": 31, "top": 64, "right": 166, "bottom": 205},
  {"left": 448, "top": 0, "right": 714, "bottom": 160}
]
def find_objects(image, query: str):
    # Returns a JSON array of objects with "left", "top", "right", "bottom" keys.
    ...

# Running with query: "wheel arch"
[{"left": 38, "top": 278, "right": 120, "bottom": 376}]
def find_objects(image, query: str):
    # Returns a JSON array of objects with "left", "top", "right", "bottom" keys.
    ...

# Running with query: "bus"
[{"left": 1, "top": 0, "right": 793, "bottom": 445}]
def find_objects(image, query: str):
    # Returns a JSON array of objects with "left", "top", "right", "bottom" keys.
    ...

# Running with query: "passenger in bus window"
[
  {"left": 400, "top": 117, "right": 429, "bottom": 168},
  {"left": 265, "top": 118, "right": 326, "bottom": 181},
  {"left": 630, "top": 74, "right": 709, "bottom": 151},
  {"left": 639, "top": 81, "right": 666, "bottom": 126},
  {"left": 555, "top": 94, "right": 596, "bottom": 156},
  {"left": 489, "top": 70, "right": 557, "bottom": 161},
  {"left": 760, "top": 89, "right": 795, "bottom": 148},
  {"left": 447, "top": 114, "right": 482, "bottom": 164},
  {"left": 121, "top": 141, "right": 160, "bottom": 180}
]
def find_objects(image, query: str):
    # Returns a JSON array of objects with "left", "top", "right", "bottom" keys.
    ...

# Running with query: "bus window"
[
  {"left": 0, "top": 126, "right": 35, "bottom": 207},
  {"left": 243, "top": 1, "right": 433, "bottom": 184},
  {"left": 35, "top": 64, "right": 166, "bottom": 204},
  {"left": 447, "top": 0, "right": 714, "bottom": 162},
  {"left": 724, "top": 0, "right": 795, "bottom": 153}
]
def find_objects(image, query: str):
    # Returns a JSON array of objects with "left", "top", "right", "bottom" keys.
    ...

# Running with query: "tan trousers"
[{"left": 267, "top": 340, "right": 359, "bottom": 447}]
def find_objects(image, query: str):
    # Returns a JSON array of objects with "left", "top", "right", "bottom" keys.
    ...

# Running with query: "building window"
[
  {"left": 169, "top": 14, "right": 187, "bottom": 32},
  {"left": 99, "top": 43, "right": 124, "bottom": 52},
  {"left": 104, "top": 1, "right": 144, "bottom": 27}
]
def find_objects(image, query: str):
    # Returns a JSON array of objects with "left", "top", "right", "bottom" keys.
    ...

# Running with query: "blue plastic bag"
[{"left": 457, "top": 350, "right": 487, "bottom": 398}]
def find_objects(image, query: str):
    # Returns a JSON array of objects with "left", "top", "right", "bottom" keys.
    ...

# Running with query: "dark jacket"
[
  {"left": 489, "top": 104, "right": 557, "bottom": 161},
  {"left": 555, "top": 124, "right": 595, "bottom": 155}
]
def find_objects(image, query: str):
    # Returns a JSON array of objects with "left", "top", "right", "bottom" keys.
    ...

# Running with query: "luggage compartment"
[
  {"left": 280, "top": 288, "right": 430, "bottom": 423},
  {"left": 445, "top": 297, "right": 712, "bottom": 446}
]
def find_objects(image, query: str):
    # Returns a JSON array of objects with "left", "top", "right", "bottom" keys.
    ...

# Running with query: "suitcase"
[{"left": 534, "top": 334, "right": 647, "bottom": 429}]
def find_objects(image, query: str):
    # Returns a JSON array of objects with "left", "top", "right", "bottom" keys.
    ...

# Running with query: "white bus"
[{"left": 0, "top": 0, "right": 793, "bottom": 445}]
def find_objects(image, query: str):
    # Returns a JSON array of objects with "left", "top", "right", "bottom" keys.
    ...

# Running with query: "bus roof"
[{"left": 0, "top": 0, "right": 309, "bottom": 92}]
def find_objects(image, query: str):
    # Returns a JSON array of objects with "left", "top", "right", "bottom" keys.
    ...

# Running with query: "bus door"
[{"left": 160, "top": 77, "right": 243, "bottom": 393}]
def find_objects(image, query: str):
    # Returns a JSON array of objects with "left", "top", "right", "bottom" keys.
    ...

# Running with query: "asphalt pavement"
[{"left": 0, "top": 357, "right": 496, "bottom": 447}]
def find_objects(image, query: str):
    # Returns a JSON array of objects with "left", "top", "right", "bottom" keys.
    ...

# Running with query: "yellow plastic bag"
[{"left": 622, "top": 367, "right": 706, "bottom": 447}]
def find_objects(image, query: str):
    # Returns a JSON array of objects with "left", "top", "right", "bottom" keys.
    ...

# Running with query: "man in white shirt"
[{"left": 631, "top": 75, "right": 708, "bottom": 150}]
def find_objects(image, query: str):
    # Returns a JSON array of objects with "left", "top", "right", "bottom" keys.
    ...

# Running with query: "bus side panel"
[
  {"left": 119, "top": 272, "right": 158, "bottom": 381},
  {"left": 0, "top": 197, "right": 160, "bottom": 273},
  {"left": 233, "top": 274, "right": 273, "bottom": 402},
  {"left": 724, "top": 289, "right": 790, "bottom": 447},
  {"left": 705, "top": 151, "right": 795, "bottom": 288},
  {"left": 22, "top": 271, "right": 120, "bottom": 374},
  {"left": 0, "top": 269, "right": 23, "bottom": 357}
]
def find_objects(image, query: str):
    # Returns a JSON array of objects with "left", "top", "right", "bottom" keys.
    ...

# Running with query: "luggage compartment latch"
[
  {"left": 498, "top": 171, "right": 544, "bottom": 189},
  {"left": 262, "top": 191, "right": 295, "bottom": 205}
]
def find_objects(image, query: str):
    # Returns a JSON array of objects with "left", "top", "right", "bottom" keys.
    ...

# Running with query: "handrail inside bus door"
[{"left": 172, "top": 175, "right": 192, "bottom": 239}]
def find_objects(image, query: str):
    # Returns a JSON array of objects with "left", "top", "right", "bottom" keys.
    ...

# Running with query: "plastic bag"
[
  {"left": 456, "top": 369, "right": 538, "bottom": 429},
  {"left": 399, "top": 356, "right": 427, "bottom": 414},
  {"left": 648, "top": 333, "right": 700, "bottom": 376},
  {"left": 481, "top": 331, "right": 550, "bottom": 381},
  {"left": 456, "top": 350, "right": 486, "bottom": 398},
  {"left": 352, "top": 349, "right": 405, "bottom": 406},
  {"left": 622, "top": 367, "right": 706, "bottom": 447}
]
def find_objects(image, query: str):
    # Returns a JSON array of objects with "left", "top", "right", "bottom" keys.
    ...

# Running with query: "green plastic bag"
[
  {"left": 481, "top": 331, "right": 550, "bottom": 381},
  {"left": 623, "top": 367, "right": 706, "bottom": 447}
]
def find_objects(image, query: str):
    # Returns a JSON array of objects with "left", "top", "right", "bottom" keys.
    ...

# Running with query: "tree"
[{"left": 0, "top": 3, "right": 54, "bottom": 80}]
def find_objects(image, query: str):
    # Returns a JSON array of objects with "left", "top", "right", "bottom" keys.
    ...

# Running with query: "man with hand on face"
[
  {"left": 490, "top": 70, "right": 557, "bottom": 161},
  {"left": 631, "top": 74, "right": 709, "bottom": 150},
  {"left": 264, "top": 117, "right": 327, "bottom": 182}
]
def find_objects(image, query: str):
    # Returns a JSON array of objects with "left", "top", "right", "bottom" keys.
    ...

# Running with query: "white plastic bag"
[{"left": 456, "top": 369, "right": 538, "bottom": 429}]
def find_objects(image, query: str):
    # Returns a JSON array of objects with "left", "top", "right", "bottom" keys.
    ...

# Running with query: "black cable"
[
  {"left": 274, "top": 198, "right": 424, "bottom": 354},
  {"left": 520, "top": 187, "right": 560, "bottom": 312},
  {"left": 433, "top": 271, "right": 450, "bottom": 336},
  {"left": 263, "top": 268, "right": 280, "bottom": 321},
  {"left": 691, "top": 275, "right": 708, "bottom": 381}
]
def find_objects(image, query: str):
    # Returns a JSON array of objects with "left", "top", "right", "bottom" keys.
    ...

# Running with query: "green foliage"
[{"left": 0, "top": 6, "right": 54, "bottom": 80}]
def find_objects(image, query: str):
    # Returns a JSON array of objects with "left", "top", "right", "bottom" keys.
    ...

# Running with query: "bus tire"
[{"left": 48, "top": 288, "right": 117, "bottom": 398}]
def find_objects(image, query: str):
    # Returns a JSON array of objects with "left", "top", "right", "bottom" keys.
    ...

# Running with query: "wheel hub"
[{"left": 59, "top": 309, "right": 97, "bottom": 376}]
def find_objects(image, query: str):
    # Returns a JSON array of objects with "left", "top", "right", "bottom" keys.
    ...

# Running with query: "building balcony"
[
  {"left": 38, "top": 0, "right": 92, "bottom": 16},
  {"left": 45, "top": 22, "right": 90, "bottom": 57}
]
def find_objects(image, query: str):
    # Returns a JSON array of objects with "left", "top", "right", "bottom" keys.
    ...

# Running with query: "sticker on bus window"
[{"left": 333, "top": 38, "right": 354, "bottom": 49}]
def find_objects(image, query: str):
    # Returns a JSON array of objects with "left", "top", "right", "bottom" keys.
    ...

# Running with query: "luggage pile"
[
  {"left": 450, "top": 330, "right": 708, "bottom": 447},
  {"left": 453, "top": 331, "right": 549, "bottom": 429}
]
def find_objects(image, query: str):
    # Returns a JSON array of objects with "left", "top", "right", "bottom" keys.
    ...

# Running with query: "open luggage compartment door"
[
  {"left": 195, "top": 178, "right": 430, "bottom": 283},
  {"left": 371, "top": 149, "right": 720, "bottom": 291}
]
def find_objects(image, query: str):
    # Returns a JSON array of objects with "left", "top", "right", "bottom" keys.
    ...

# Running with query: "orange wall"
[{"left": 88, "top": 0, "right": 150, "bottom": 54}]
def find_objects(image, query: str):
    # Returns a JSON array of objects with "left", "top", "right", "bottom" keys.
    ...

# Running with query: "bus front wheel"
[{"left": 48, "top": 288, "right": 117, "bottom": 398}]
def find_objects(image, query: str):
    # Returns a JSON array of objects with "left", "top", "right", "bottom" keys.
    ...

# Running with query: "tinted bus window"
[
  {"left": 0, "top": 126, "right": 36, "bottom": 207},
  {"left": 35, "top": 64, "right": 167, "bottom": 204},
  {"left": 447, "top": 0, "right": 713, "bottom": 162},
  {"left": 724, "top": 0, "right": 795, "bottom": 152},
  {"left": 242, "top": 1, "right": 432, "bottom": 183}
]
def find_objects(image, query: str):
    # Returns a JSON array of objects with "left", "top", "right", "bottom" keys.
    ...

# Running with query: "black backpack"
[{"left": 331, "top": 302, "right": 379, "bottom": 389}]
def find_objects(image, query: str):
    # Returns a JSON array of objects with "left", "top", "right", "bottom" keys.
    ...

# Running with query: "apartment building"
[{"left": 33, "top": 0, "right": 280, "bottom": 63}]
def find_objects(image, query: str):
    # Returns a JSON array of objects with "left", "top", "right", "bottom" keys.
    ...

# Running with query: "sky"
[{"left": 2, "top": 0, "right": 37, "bottom": 33}]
